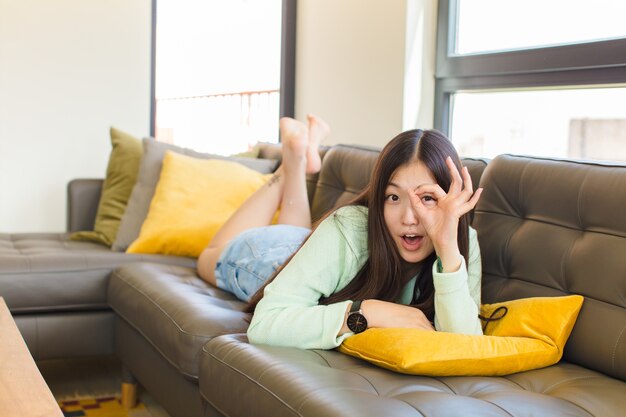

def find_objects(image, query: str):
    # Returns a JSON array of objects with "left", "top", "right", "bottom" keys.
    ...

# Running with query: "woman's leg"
[
  {"left": 305, "top": 113, "right": 328, "bottom": 174},
  {"left": 276, "top": 114, "right": 329, "bottom": 225},
  {"left": 197, "top": 115, "right": 328, "bottom": 285}
]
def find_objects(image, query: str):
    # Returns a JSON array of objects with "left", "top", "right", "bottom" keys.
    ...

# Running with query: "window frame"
[
  {"left": 434, "top": 0, "right": 626, "bottom": 134},
  {"left": 149, "top": 0, "right": 296, "bottom": 137}
]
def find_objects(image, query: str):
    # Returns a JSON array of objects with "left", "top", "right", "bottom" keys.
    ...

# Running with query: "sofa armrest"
[{"left": 67, "top": 179, "right": 103, "bottom": 232}]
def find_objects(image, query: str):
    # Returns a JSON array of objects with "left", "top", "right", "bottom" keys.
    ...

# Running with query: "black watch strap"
[{"left": 350, "top": 300, "right": 362, "bottom": 313}]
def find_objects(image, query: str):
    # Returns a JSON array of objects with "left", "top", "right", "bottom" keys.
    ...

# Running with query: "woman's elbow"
[{"left": 246, "top": 318, "right": 268, "bottom": 344}]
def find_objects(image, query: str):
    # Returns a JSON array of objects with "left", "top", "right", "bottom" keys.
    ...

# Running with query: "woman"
[{"left": 246, "top": 128, "right": 483, "bottom": 349}]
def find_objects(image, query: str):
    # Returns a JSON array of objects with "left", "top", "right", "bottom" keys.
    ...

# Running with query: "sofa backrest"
[
  {"left": 310, "top": 144, "right": 380, "bottom": 221},
  {"left": 67, "top": 179, "right": 103, "bottom": 232},
  {"left": 68, "top": 142, "right": 487, "bottom": 235},
  {"left": 473, "top": 154, "right": 626, "bottom": 382}
]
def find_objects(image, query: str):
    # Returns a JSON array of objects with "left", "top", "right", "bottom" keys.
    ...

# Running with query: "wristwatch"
[{"left": 347, "top": 300, "right": 368, "bottom": 334}]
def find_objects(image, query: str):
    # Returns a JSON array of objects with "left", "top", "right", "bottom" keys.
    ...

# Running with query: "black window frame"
[
  {"left": 434, "top": 0, "right": 626, "bottom": 134},
  {"left": 149, "top": 0, "right": 296, "bottom": 137}
]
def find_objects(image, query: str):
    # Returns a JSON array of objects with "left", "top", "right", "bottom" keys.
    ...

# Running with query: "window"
[
  {"left": 455, "top": 0, "right": 626, "bottom": 55},
  {"left": 436, "top": 0, "right": 626, "bottom": 162},
  {"left": 451, "top": 87, "right": 626, "bottom": 160},
  {"left": 151, "top": 0, "right": 295, "bottom": 155}
]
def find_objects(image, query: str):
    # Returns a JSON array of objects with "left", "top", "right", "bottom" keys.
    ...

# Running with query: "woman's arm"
[
  {"left": 407, "top": 158, "right": 483, "bottom": 334},
  {"left": 433, "top": 227, "right": 482, "bottom": 334},
  {"left": 247, "top": 207, "right": 368, "bottom": 349},
  {"left": 338, "top": 299, "right": 435, "bottom": 335}
]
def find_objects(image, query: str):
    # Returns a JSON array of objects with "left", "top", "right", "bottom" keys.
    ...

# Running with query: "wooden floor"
[{"left": 37, "top": 355, "right": 171, "bottom": 417}]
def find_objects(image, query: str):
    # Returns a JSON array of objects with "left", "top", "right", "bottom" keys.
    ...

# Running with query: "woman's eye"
[
  {"left": 422, "top": 195, "right": 436, "bottom": 205},
  {"left": 385, "top": 194, "right": 399, "bottom": 202}
]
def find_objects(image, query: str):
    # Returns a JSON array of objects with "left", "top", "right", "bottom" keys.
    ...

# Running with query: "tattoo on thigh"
[{"left": 268, "top": 173, "right": 281, "bottom": 187}]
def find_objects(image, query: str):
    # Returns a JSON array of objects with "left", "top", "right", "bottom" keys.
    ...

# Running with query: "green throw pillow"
[{"left": 71, "top": 127, "right": 143, "bottom": 246}]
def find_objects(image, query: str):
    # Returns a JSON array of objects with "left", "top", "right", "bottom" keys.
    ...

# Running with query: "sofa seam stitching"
[
  {"left": 576, "top": 170, "right": 589, "bottom": 229},
  {"left": 502, "top": 375, "right": 526, "bottom": 389},
  {"left": 477, "top": 398, "right": 515, "bottom": 416},
  {"left": 111, "top": 267, "right": 218, "bottom": 380},
  {"left": 315, "top": 181, "right": 362, "bottom": 195},
  {"left": 517, "top": 160, "right": 530, "bottom": 219},
  {"left": 310, "top": 349, "right": 382, "bottom": 396},
  {"left": 493, "top": 212, "right": 521, "bottom": 302},
  {"left": 474, "top": 209, "right": 626, "bottom": 239},
  {"left": 337, "top": 365, "right": 381, "bottom": 396},
  {"left": 612, "top": 325, "right": 626, "bottom": 371},
  {"left": 559, "top": 232, "right": 581, "bottom": 293},
  {"left": 205, "top": 350, "right": 302, "bottom": 416},
  {"left": 197, "top": 394, "right": 231, "bottom": 417},
  {"left": 392, "top": 398, "right": 426, "bottom": 416},
  {"left": 554, "top": 397, "right": 595, "bottom": 417},
  {"left": 115, "top": 308, "right": 199, "bottom": 381},
  {"left": 2, "top": 267, "right": 132, "bottom": 276},
  {"left": 537, "top": 384, "right": 596, "bottom": 417},
  {"left": 113, "top": 266, "right": 217, "bottom": 339},
  {"left": 541, "top": 374, "right": 603, "bottom": 393},
  {"left": 432, "top": 377, "right": 456, "bottom": 395}
]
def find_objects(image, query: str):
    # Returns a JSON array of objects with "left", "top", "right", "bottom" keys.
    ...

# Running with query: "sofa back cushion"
[
  {"left": 310, "top": 144, "right": 380, "bottom": 221},
  {"left": 473, "top": 154, "right": 626, "bottom": 382}
]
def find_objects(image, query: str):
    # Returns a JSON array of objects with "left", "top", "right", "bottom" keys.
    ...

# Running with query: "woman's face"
[{"left": 383, "top": 160, "right": 436, "bottom": 264}]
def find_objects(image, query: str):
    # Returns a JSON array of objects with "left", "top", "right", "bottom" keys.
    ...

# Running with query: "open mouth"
[{"left": 401, "top": 234, "right": 423, "bottom": 249}]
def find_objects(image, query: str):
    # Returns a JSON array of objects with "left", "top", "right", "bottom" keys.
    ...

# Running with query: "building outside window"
[
  {"left": 436, "top": 0, "right": 626, "bottom": 162},
  {"left": 152, "top": 0, "right": 293, "bottom": 155}
]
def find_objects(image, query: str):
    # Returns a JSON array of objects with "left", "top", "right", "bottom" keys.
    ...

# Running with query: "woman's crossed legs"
[{"left": 197, "top": 115, "right": 329, "bottom": 300}]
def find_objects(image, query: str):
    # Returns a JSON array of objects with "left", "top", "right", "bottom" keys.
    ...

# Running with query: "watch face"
[{"left": 347, "top": 312, "right": 368, "bottom": 334}]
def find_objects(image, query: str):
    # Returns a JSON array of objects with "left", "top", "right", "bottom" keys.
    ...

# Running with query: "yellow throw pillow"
[
  {"left": 70, "top": 127, "right": 143, "bottom": 246},
  {"left": 338, "top": 295, "right": 584, "bottom": 376},
  {"left": 127, "top": 151, "right": 273, "bottom": 257}
]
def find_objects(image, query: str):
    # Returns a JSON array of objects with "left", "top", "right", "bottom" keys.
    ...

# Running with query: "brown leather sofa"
[
  {"left": 199, "top": 152, "right": 626, "bottom": 417},
  {"left": 1, "top": 143, "right": 625, "bottom": 417},
  {"left": 0, "top": 190, "right": 195, "bottom": 360}
]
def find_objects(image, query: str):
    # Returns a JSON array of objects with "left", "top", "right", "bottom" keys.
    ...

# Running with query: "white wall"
[
  {"left": 0, "top": 0, "right": 151, "bottom": 232},
  {"left": 0, "top": 0, "right": 436, "bottom": 232},
  {"left": 294, "top": 0, "right": 437, "bottom": 148},
  {"left": 403, "top": 0, "right": 438, "bottom": 131}
]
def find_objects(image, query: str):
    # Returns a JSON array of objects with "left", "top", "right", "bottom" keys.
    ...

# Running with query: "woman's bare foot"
[
  {"left": 279, "top": 117, "right": 308, "bottom": 172},
  {"left": 306, "top": 114, "right": 330, "bottom": 174}
]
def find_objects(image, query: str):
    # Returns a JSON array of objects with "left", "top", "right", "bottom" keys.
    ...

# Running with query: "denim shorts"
[{"left": 214, "top": 225, "right": 311, "bottom": 302}]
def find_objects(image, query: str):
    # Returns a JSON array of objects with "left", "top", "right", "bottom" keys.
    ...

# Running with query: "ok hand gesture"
[{"left": 408, "top": 157, "right": 482, "bottom": 272}]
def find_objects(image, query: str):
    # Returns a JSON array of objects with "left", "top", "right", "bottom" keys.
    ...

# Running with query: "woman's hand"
[
  {"left": 408, "top": 157, "right": 482, "bottom": 272},
  {"left": 339, "top": 300, "right": 434, "bottom": 335},
  {"left": 363, "top": 299, "right": 434, "bottom": 330}
]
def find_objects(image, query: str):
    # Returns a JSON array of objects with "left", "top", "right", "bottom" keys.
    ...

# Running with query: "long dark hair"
[{"left": 248, "top": 129, "right": 470, "bottom": 320}]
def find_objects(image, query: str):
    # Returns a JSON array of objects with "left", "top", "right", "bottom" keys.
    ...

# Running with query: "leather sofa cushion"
[
  {"left": 108, "top": 262, "right": 249, "bottom": 380},
  {"left": 201, "top": 334, "right": 626, "bottom": 417},
  {"left": 474, "top": 155, "right": 626, "bottom": 381},
  {"left": 0, "top": 233, "right": 195, "bottom": 313},
  {"left": 15, "top": 311, "right": 115, "bottom": 360},
  {"left": 310, "top": 144, "right": 379, "bottom": 222}
]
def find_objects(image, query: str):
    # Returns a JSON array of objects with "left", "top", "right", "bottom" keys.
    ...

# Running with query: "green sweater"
[{"left": 248, "top": 205, "right": 482, "bottom": 349}]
